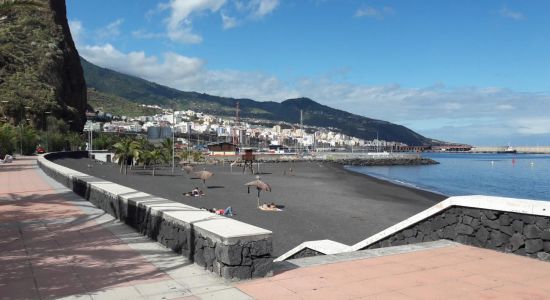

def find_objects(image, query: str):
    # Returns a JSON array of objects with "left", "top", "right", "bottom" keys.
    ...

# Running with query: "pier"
[{"left": 471, "top": 146, "right": 550, "bottom": 154}]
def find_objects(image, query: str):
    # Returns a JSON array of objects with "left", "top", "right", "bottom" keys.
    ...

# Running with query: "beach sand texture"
[{"left": 53, "top": 158, "right": 446, "bottom": 256}]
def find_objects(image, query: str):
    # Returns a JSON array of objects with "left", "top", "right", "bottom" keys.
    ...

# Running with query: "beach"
[{"left": 52, "top": 158, "right": 446, "bottom": 256}]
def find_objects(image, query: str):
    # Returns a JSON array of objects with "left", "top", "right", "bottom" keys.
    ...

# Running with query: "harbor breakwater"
[
  {"left": 472, "top": 146, "right": 550, "bottom": 154},
  {"left": 209, "top": 153, "right": 437, "bottom": 166}
]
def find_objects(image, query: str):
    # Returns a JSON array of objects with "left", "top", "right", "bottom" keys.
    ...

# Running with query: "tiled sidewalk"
[
  {"left": 0, "top": 157, "right": 250, "bottom": 300},
  {"left": 237, "top": 242, "right": 550, "bottom": 299}
]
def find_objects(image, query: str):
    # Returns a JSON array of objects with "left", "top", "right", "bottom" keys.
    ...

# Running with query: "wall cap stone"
[{"left": 38, "top": 155, "right": 272, "bottom": 245}]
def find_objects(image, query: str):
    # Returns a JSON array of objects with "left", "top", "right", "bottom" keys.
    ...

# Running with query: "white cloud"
[
  {"left": 79, "top": 44, "right": 204, "bottom": 86},
  {"left": 164, "top": 0, "right": 226, "bottom": 43},
  {"left": 141, "top": 0, "right": 280, "bottom": 40},
  {"left": 355, "top": 5, "right": 394, "bottom": 19},
  {"left": 221, "top": 12, "right": 238, "bottom": 29},
  {"left": 96, "top": 19, "right": 124, "bottom": 41},
  {"left": 132, "top": 30, "right": 165, "bottom": 39},
  {"left": 222, "top": 0, "right": 279, "bottom": 29},
  {"left": 516, "top": 118, "right": 550, "bottom": 135},
  {"left": 69, "top": 19, "right": 83, "bottom": 44},
  {"left": 499, "top": 6, "right": 525, "bottom": 21},
  {"left": 250, "top": 0, "right": 279, "bottom": 18}
]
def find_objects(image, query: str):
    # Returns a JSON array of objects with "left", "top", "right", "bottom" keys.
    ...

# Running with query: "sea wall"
[
  {"left": 38, "top": 152, "right": 273, "bottom": 280},
  {"left": 277, "top": 196, "right": 550, "bottom": 263},
  {"left": 364, "top": 206, "right": 550, "bottom": 260},
  {"left": 471, "top": 146, "right": 550, "bottom": 154},
  {"left": 207, "top": 153, "right": 435, "bottom": 166}
]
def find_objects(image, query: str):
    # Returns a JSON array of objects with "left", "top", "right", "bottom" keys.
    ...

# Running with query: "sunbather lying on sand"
[
  {"left": 258, "top": 202, "right": 283, "bottom": 211},
  {"left": 183, "top": 187, "right": 205, "bottom": 197},
  {"left": 201, "top": 206, "right": 234, "bottom": 216}
]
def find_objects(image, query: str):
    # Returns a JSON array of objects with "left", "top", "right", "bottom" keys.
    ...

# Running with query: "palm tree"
[
  {"left": 113, "top": 138, "right": 139, "bottom": 174},
  {"left": 192, "top": 150, "right": 204, "bottom": 162},
  {"left": 133, "top": 138, "right": 152, "bottom": 169},
  {"left": 178, "top": 149, "right": 191, "bottom": 164},
  {"left": 148, "top": 148, "right": 166, "bottom": 176},
  {"left": 160, "top": 138, "right": 173, "bottom": 167},
  {"left": 66, "top": 132, "right": 83, "bottom": 151}
]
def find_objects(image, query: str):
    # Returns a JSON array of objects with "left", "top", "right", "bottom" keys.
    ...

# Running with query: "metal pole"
[
  {"left": 20, "top": 109, "right": 23, "bottom": 156},
  {"left": 172, "top": 112, "right": 175, "bottom": 173},
  {"left": 45, "top": 111, "right": 51, "bottom": 152}
]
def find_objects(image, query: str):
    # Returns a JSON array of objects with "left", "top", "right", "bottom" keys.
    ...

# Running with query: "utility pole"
[
  {"left": 19, "top": 106, "right": 30, "bottom": 156},
  {"left": 45, "top": 111, "right": 51, "bottom": 152},
  {"left": 232, "top": 101, "right": 240, "bottom": 148},
  {"left": 300, "top": 109, "right": 303, "bottom": 154},
  {"left": 172, "top": 111, "right": 175, "bottom": 174}
]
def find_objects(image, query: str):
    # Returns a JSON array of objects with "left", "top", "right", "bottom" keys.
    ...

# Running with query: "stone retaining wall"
[
  {"left": 365, "top": 206, "right": 550, "bottom": 261},
  {"left": 39, "top": 152, "right": 273, "bottom": 280}
]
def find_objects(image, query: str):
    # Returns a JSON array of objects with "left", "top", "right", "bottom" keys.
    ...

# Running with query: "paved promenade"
[
  {"left": 0, "top": 157, "right": 250, "bottom": 300},
  {"left": 238, "top": 243, "right": 550, "bottom": 299}
]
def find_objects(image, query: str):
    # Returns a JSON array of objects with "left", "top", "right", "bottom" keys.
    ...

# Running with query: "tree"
[
  {"left": 113, "top": 138, "right": 139, "bottom": 174},
  {"left": 178, "top": 149, "right": 191, "bottom": 163},
  {"left": 133, "top": 138, "right": 153, "bottom": 169},
  {"left": 148, "top": 149, "right": 165, "bottom": 176},
  {"left": 160, "top": 138, "right": 173, "bottom": 166},
  {"left": 20, "top": 124, "right": 38, "bottom": 155},
  {"left": 192, "top": 151, "right": 204, "bottom": 162},
  {"left": 66, "top": 132, "right": 83, "bottom": 151},
  {"left": 0, "top": 124, "right": 16, "bottom": 157}
]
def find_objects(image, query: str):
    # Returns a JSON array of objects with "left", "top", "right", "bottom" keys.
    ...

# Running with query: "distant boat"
[{"left": 497, "top": 145, "right": 517, "bottom": 154}]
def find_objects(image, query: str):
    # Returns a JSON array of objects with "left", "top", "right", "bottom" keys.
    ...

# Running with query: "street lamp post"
[
  {"left": 44, "top": 111, "right": 51, "bottom": 152},
  {"left": 172, "top": 112, "right": 175, "bottom": 174},
  {"left": 19, "top": 106, "right": 31, "bottom": 156}
]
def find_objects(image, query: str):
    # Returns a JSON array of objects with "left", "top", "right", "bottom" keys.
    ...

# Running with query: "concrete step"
[{"left": 273, "top": 240, "right": 459, "bottom": 274}]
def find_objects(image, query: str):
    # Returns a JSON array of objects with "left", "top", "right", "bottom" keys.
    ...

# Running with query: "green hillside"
[
  {"left": 87, "top": 88, "right": 161, "bottom": 117},
  {"left": 82, "top": 58, "right": 434, "bottom": 145},
  {"left": 0, "top": 0, "right": 87, "bottom": 131}
]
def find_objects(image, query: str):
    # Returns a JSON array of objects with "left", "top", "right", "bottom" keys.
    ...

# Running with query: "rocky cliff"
[{"left": 0, "top": 0, "right": 86, "bottom": 131}]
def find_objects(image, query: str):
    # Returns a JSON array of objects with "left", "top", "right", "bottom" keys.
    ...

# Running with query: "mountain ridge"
[{"left": 82, "top": 58, "right": 434, "bottom": 145}]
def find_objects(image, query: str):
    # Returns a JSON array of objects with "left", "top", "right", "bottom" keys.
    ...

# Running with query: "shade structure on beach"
[
  {"left": 193, "top": 170, "right": 213, "bottom": 187},
  {"left": 193, "top": 170, "right": 214, "bottom": 186},
  {"left": 245, "top": 175, "right": 272, "bottom": 207},
  {"left": 181, "top": 165, "right": 194, "bottom": 175}
]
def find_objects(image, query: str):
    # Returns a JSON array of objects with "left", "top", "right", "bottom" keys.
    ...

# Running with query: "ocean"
[{"left": 346, "top": 152, "right": 550, "bottom": 201}]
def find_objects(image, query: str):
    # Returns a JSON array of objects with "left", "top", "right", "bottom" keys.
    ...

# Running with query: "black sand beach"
[{"left": 52, "top": 158, "right": 446, "bottom": 256}]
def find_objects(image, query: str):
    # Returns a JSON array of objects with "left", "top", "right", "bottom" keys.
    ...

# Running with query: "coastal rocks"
[
  {"left": 253, "top": 156, "right": 440, "bottom": 167},
  {"left": 331, "top": 158, "right": 439, "bottom": 167},
  {"left": 365, "top": 206, "right": 550, "bottom": 262}
]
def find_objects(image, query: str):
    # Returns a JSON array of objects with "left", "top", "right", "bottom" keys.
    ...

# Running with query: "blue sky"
[{"left": 67, "top": 0, "right": 550, "bottom": 146}]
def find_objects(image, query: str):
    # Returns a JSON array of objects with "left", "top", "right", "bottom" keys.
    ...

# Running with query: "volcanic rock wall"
[
  {"left": 0, "top": 0, "right": 86, "bottom": 130},
  {"left": 365, "top": 206, "right": 550, "bottom": 261}
]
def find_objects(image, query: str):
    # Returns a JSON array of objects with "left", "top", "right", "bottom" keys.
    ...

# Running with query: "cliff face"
[{"left": 0, "top": 0, "right": 86, "bottom": 131}]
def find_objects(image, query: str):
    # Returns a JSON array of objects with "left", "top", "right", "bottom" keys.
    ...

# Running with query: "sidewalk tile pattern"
[
  {"left": 0, "top": 158, "right": 249, "bottom": 300},
  {"left": 238, "top": 234, "right": 550, "bottom": 299}
]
